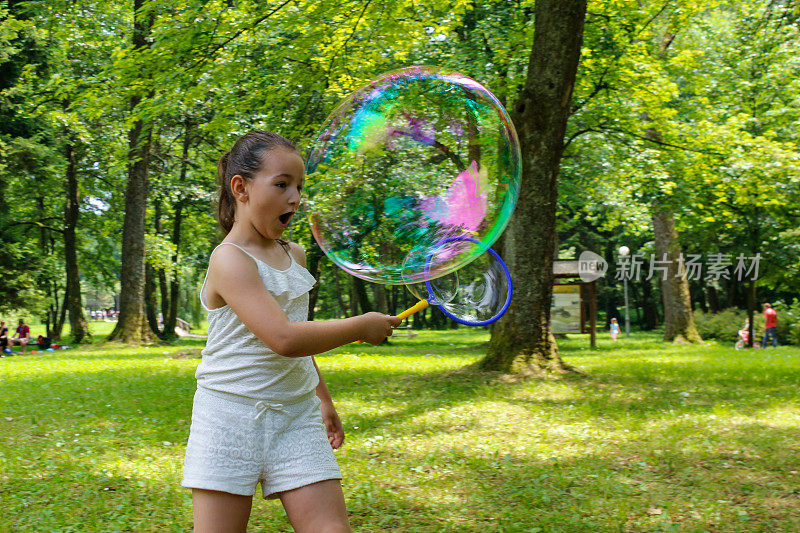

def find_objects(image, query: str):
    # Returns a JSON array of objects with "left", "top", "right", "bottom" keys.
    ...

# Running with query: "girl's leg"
[
  {"left": 192, "top": 488, "right": 253, "bottom": 533},
  {"left": 278, "top": 479, "right": 351, "bottom": 533}
]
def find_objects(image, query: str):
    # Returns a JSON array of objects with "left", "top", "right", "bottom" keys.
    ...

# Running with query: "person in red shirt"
[
  {"left": 762, "top": 303, "right": 778, "bottom": 348},
  {"left": 11, "top": 318, "right": 30, "bottom": 353}
]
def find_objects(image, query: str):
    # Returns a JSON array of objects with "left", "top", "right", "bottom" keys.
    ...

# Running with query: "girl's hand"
[
  {"left": 320, "top": 400, "right": 345, "bottom": 449},
  {"left": 359, "top": 312, "right": 402, "bottom": 345}
]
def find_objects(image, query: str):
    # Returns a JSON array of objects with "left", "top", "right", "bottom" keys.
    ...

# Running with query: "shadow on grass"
[
  {"left": 342, "top": 421, "right": 800, "bottom": 532},
  {"left": 3, "top": 332, "right": 800, "bottom": 531}
]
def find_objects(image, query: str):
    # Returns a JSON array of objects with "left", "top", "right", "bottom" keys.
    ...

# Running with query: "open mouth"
[{"left": 279, "top": 211, "right": 294, "bottom": 225}]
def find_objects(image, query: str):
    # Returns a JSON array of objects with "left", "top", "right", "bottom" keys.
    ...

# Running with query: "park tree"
[
  {"left": 0, "top": 2, "right": 53, "bottom": 314},
  {"left": 666, "top": 0, "right": 800, "bottom": 343},
  {"left": 479, "top": 0, "right": 588, "bottom": 374},
  {"left": 107, "top": 0, "right": 156, "bottom": 343}
]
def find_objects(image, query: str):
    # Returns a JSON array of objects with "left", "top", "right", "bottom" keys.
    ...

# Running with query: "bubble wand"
[{"left": 396, "top": 236, "right": 513, "bottom": 326}]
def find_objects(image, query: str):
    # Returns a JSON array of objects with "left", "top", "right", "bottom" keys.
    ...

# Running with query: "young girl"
[
  {"left": 182, "top": 131, "right": 400, "bottom": 533},
  {"left": 609, "top": 317, "right": 620, "bottom": 342}
]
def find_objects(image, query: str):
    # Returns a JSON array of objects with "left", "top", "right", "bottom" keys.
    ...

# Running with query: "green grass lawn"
[{"left": 1, "top": 330, "right": 799, "bottom": 532}]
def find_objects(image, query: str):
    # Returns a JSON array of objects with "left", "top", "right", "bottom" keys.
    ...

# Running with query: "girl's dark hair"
[{"left": 216, "top": 130, "right": 298, "bottom": 233}]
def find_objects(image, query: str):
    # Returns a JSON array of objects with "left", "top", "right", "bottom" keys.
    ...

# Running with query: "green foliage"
[
  {"left": 774, "top": 300, "right": 800, "bottom": 346},
  {"left": 693, "top": 308, "right": 761, "bottom": 343},
  {"left": 2, "top": 0, "right": 799, "bottom": 338}
]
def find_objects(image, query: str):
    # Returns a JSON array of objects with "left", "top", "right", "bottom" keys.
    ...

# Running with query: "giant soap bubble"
[{"left": 306, "top": 66, "right": 521, "bottom": 285}]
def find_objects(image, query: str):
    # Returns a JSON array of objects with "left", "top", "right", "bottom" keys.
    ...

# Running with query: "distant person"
[
  {"left": 11, "top": 318, "right": 30, "bottom": 353},
  {"left": 0, "top": 320, "right": 9, "bottom": 353},
  {"left": 762, "top": 303, "right": 778, "bottom": 348},
  {"left": 609, "top": 317, "right": 620, "bottom": 342},
  {"left": 182, "top": 130, "right": 400, "bottom": 532}
]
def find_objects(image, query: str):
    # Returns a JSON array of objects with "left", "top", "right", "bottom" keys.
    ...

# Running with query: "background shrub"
[
  {"left": 694, "top": 303, "right": 800, "bottom": 345},
  {"left": 693, "top": 308, "right": 762, "bottom": 344}
]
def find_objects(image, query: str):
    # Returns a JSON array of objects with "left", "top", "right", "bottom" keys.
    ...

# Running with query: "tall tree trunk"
[
  {"left": 480, "top": 0, "right": 588, "bottom": 374},
  {"left": 56, "top": 288, "right": 68, "bottom": 338},
  {"left": 306, "top": 241, "right": 324, "bottom": 320},
  {"left": 332, "top": 268, "right": 348, "bottom": 318},
  {"left": 352, "top": 277, "right": 373, "bottom": 314},
  {"left": 348, "top": 278, "right": 359, "bottom": 317},
  {"left": 165, "top": 199, "right": 183, "bottom": 337},
  {"left": 35, "top": 195, "right": 55, "bottom": 337},
  {"left": 640, "top": 271, "right": 658, "bottom": 330},
  {"left": 652, "top": 207, "right": 702, "bottom": 343},
  {"left": 164, "top": 118, "right": 192, "bottom": 337},
  {"left": 373, "top": 284, "right": 388, "bottom": 314},
  {"left": 64, "top": 141, "right": 90, "bottom": 342},
  {"left": 144, "top": 263, "right": 165, "bottom": 339},
  {"left": 706, "top": 284, "right": 720, "bottom": 313},
  {"left": 154, "top": 198, "right": 170, "bottom": 323},
  {"left": 107, "top": 0, "right": 153, "bottom": 343}
]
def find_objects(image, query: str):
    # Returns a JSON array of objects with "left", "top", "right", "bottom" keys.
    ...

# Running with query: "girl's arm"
[
  {"left": 312, "top": 357, "right": 345, "bottom": 449},
  {"left": 207, "top": 244, "right": 400, "bottom": 358}
]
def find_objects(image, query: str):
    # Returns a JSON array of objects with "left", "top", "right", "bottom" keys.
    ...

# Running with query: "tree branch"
[
  {"left": 602, "top": 126, "right": 725, "bottom": 156},
  {"left": 6, "top": 220, "right": 65, "bottom": 233},
  {"left": 178, "top": 0, "right": 294, "bottom": 76},
  {"left": 562, "top": 126, "right": 596, "bottom": 150},
  {"left": 571, "top": 73, "right": 609, "bottom": 115}
]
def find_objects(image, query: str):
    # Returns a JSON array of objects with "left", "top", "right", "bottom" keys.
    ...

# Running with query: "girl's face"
[{"left": 236, "top": 147, "right": 305, "bottom": 240}]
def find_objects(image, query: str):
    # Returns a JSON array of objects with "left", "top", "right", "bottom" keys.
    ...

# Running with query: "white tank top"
[{"left": 196, "top": 242, "right": 319, "bottom": 401}]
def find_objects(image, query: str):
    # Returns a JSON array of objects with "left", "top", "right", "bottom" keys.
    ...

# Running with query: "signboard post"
[
  {"left": 552, "top": 260, "right": 599, "bottom": 348},
  {"left": 551, "top": 285, "right": 581, "bottom": 333}
]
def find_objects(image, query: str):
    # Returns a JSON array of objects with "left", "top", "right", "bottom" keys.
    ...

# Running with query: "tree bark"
[
  {"left": 306, "top": 240, "right": 324, "bottom": 320},
  {"left": 144, "top": 263, "right": 164, "bottom": 339},
  {"left": 348, "top": 277, "right": 359, "bottom": 317},
  {"left": 154, "top": 198, "right": 170, "bottom": 324},
  {"left": 373, "top": 284, "right": 388, "bottom": 314},
  {"left": 64, "top": 142, "right": 90, "bottom": 343},
  {"left": 640, "top": 269, "right": 658, "bottom": 330},
  {"left": 352, "top": 277, "right": 372, "bottom": 314},
  {"left": 56, "top": 287, "right": 67, "bottom": 338},
  {"left": 164, "top": 118, "right": 193, "bottom": 337},
  {"left": 652, "top": 207, "right": 702, "bottom": 343},
  {"left": 107, "top": 0, "right": 154, "bottom": 343},
  {"left": 480, "top": 0, "right": 588, "bottom": 374},
  {"left": 331, "top": 268, "right": 348, "bottom": 318},
  {"left": 164, "top": 199, "right": 183, "bottom": 337}
]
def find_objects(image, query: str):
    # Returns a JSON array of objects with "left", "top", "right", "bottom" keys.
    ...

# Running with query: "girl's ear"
[{"left": 230, "top": 174, "right": 249, "bottom": 202}]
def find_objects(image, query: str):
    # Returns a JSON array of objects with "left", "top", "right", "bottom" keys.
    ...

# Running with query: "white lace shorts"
[{"left": 182, "top": 387, "right": 342, "bottom": 499}]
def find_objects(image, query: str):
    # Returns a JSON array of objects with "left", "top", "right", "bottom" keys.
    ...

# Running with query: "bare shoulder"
[
  {"left": 286, "top": 241, "right": 307, "bottom": 268},
  {"left": 207, "top": 244, "right": 261, "bottom": 291}
]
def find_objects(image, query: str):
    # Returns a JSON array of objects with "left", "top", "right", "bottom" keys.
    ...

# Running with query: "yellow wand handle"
[{"left": 396, "top": 299, "right": 430, "bottom": 320}]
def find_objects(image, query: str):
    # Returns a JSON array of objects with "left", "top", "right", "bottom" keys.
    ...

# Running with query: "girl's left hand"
[{"left": 320, "top": 400, "right": 345, "bottom": 449}]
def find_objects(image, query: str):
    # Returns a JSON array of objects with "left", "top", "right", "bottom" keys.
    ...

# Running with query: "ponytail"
[
  {"left": 214, "top": 131, "right": 298, "bottom": 234},
  {"left": 216, "top": 151, "right": 236, "bottom": 233}
]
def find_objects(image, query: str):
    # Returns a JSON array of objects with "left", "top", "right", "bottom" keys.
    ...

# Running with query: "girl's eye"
[{"left": 276, "top": 182, "right": 287, "bottom": 188}]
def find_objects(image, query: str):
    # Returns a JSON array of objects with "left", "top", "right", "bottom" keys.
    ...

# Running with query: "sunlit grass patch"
[{"left": 1, "top": 330, "right": 799, "bottom": 531}]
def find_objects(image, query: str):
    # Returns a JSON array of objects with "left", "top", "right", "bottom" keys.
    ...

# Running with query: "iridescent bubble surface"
[
  {"left": 306, "top": 66, "right": 521, "bottom": 285},
  {"left": 404, "top": 237, "right": 511, "bottom": 325},
  {"left": 435, "top": 249, "right": 511, "bottom": 325}
]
